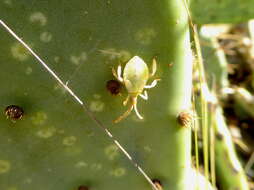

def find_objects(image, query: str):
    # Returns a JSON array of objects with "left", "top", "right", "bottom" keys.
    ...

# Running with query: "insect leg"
[
  {"left": 150, "top": 57, "right": 157, "bottom": 77},
  {"left": 112, "top": 65, "right": 123, "bottom": 82},
  {"left": 134, "top": 102, "right": 143, "bottom": 119},
  {"left": 144, "top": 79, "right": 160, "bottom": 89},
  {"left": 130, "top": 97, "right": 143, "bottom": 119},
  {"left": 113, "top": 104, "right": 134, "bottom": 123},
  {"left": 123, "top": 95, "right": 129, "bottom": 106},
  {"left": 139, "top": 90, "right": 148, "bottom": 100}
]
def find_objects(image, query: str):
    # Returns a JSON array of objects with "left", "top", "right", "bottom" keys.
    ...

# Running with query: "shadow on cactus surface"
[{"left": 0, "top": 0, "right": 195, "bottom": 190}]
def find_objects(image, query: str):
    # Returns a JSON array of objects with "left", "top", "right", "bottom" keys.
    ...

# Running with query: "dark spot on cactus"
[
  {"left": 152, "top": 179, "right": 163, "bottom": 190},
  {"left": 78, "top": 185, "right": 89, "bottom": 190},
  {"left": 177, "top": 111, "right": 193, "bottom": 127},
  {"left": 106, "top": 79, "right": 121, "bottom": 95},
  {"left": 5, "top": 105, "right": 24, "bottom": 120},
  {"left": 216, "top": 132, "right": 224, "bottom": 141}
]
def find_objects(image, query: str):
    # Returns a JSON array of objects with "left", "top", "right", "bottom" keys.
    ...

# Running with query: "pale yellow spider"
[{"left": 112, "top": 56, "right": 160, "bottom": 123}]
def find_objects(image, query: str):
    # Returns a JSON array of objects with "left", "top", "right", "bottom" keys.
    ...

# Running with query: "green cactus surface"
[
  {"left": 0, "top": 1, "right": 193, "bottom": 190},
  {"left": 191, "top": 0, "right": 254, "bottom": 24}
]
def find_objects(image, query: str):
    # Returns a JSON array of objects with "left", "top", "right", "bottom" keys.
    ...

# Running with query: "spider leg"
[
  {"left": 144, "top": 79, "right": 160, "bottom": 89},
  {"left": 150, "top": 57, "right": 157, "bottom": 77},
  {"left": 139, "top": 90, "right": 148, "bottom": 100},
  {"left": 134, "top": 102, "right": 143, "bottom": 119},
  {"left": 123, "top": 95, "right": 129, "bottom": 106},
  {"left": 113, "top": 104, "right": 134, "bottom": 123},
  {"left": 112, "top": 65, "right": 124, "bottom": 82}
]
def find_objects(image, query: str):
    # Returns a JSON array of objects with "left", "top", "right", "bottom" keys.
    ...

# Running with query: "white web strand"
[
  {"left": 65, "top": 40, "right": 100, "bottom": 86},
  {"left": 0, "top": 20, "right": 158, "bottom": 190}
]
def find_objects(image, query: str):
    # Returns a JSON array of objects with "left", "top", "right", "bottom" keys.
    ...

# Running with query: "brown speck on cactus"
[
  {"left": 177, "top": 111, "right": 193, "bottom": 127},
  {"left": 216, "top": 132, "right": 224, "bottom": 141},
  {"left": 106, "top": 79, "right": 121, "bottom": 95},
  {"left": 5, "top": 105, "right": 24, "bottom": 120},
  {"left": 78, "top": 185, "right": 89, "bottom": 190},
  {"left": 152, "top": 179, "right": 163, "bottom": 190}
]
